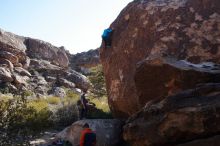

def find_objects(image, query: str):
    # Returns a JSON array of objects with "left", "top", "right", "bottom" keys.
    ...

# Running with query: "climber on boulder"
[{"left": 102, "top": 27, "right": 114, "bottom": 48}]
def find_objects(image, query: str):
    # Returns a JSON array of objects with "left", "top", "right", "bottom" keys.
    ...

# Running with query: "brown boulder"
[
  {"left": 58, "top": 78, "right": 76, "bottom": 89},
  {"left": 100, "top": 0, "right": 220, "bottom": 117},
  {"left": 12, "top": 73, "right": 27, "bottom": 87},
  {"left": 14, "top": 63, "right": 23, "bottom": 68},
  {"left": 0, "top": 67, "right": 13, "bottom": 82},
  {"left": 0, "top": 28, "right": 27, "bottom": 65},
  {"left": 27, "top": 75, "right": 49, "bottom": 96},
  {"left": 0, "top": 58, "right": 14, "bottom": 71},
  {"left": 135, "top": 57, "right": 220, "bottom": 107},
  {"left": 66, "top": 70, "right": 91, "bottom": 92},
  {"left": 14, "top": 67, "right": 31, "bottom": 77},
  {"left": 0, "top": 51, "right": 18, "bottom": 64},
  {"left": 0, "top": 28, "right": 26, "bottom": 52},
  {"left": 52, "top": 87, "right": 66, "bottom": 98},
  {"left": 23, "top": 56, "right": 30, "bottom": 69},
  {"left": 123, "top": 83, "right": 220, "bottom": 146},
  {"left": 177, "top": 135, "right": 220, "bottom": 146},
  {"left": 24, "top": 38, "right": 69, "bottom": 68},
  {"left": 29, "top": 59, "right": 62, "bottom": 74}
]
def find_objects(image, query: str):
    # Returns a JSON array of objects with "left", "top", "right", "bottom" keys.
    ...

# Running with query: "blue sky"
[{"left": 0, "top": 0, "right": 132, "bottom": 54}]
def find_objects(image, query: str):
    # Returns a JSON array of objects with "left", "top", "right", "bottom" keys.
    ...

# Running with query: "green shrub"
[
  {"left": 28, "top": 95, "right": 80, "bottom": 128},
  {"left": 0, "top": 94, "right": 12, "bottom": 102},
  {"left": 23, "top": 90, "right": 34, "bottom": 97},
  {"left": 66, "top": 89, "right": 78, "bottom": 98},
  {"left": 86, "top": 96, "right": 112, "bottom": 119},
  {"left": 52, "top": 103, "right": 79, "bottom": 127},
  {"left": 27, "top": 107, "right": 53, "bottom": 132},
  {"left": 0, "top": 87, "right": 9, "bottom": 94},
  {"left": 90, "top": 96, "right": 110, "bottom": 113},
  {"left": 0, "top": 92, "right": 83, "bottom": 145},
  {"left": 0, "top": 95, "right": 52, "bottom": 145},
  {"left": 88, "top": 65, "right": 107, "bottom": 98},
  {"left": 46, "top": 96, "right": 61, "bottom": 105},
  {"left": 28, "top": 99, "right": 49, "bottom": 112},
  {"left": 64, "top": 89, "right": 80, "bottom": 105}
]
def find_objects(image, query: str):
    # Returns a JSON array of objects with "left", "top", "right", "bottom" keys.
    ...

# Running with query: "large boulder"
[
  {"left": 0, "top": 51, "right": 18, "bottom": 65},
  {"left": 0, "top": 28, "right": 26, "bottom": 52},
  {"left": 56, "top": 119, "right": 124, "bottom": 146},
  {"left": 0, "top": 67, "right": 13, "bottom": 82},
  {"left": 0, "top": 58, "right": 14, "bottom": 71},
  {"left": 135, "top": 57, "right": 220, "bottom": 107},
  {"left": 52, "top": 87, "right": 66, "bottom": 98},
  {"left": 100, "top": 0, "right": 220, "bottom": 117},
  {"left": 14, "top": 67, "right": 31, "bottom": 77},
  {"left": 12, "top": 73, "right": 27, "bottom": 87},
  {"left": 66, "top": 70, "right": 91, "bottom": 92},
  {"left": 0, "top": 29, "right": 27, "bottom": 65},
  {"left": 29, "top": 59, "right": 62, "bottom": 74},
  {"left": 58, "top": 78, "right": 76, "bottom": 89},
  {"left": 177, "top": 135, "right": 220, "bottom": 146},
  {"left": 27, "top": 75, "right": 49, "bottom": 96},
  {"left": 123, "top": 83, "right": 220, "bottom": 146},
  {"left": 24, "top": 38, "right": 69, "bottom": 68}
]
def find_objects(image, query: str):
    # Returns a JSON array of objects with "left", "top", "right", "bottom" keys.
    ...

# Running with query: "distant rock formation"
[
  {"left": 100, "top": 0, "right": 220, "bottom": 118},
  {"left": 69, "top": 49, "right": 100, "bottom": 75},
  {"left": 0, "top": 28, "right": 90, "bottom": 96},
  {"left": 24, "top": 38, "right": 69, "bottom": 68}
]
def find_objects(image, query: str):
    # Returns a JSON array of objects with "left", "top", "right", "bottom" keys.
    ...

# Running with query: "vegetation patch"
[
  {"left": 46, "top": 96, "right": 61, "bottom": 105},
  {"left": 0, "top": 95, "right": 52, "bottom": 145}
]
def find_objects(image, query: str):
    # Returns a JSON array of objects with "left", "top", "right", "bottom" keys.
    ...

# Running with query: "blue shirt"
[{"left": 102, "top": 28, "right": 113, "bottom": 39}]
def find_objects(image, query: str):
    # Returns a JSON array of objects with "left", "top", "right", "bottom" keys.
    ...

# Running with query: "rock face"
[
  {"left": 100, "top": 0, "right": 220, "bottom": 117},
  {"left": 24, "top": 38, "right": 69, "bottom": 68},
  {"left": 0, "top": 28, "right": 26, "bottom": 52},
  {"left": 123, "top": 83, "right": 220, "bottom": 146},
  {"left": 56, "top": 119, "right": 124, "bottom": 146},
  {"left": 176, "top": 135, "right": 220, "bottom": 146},
  {"left": 135, "top": 57, "right": 220, "bottom": 107},
  {"left": 0, "top": 28, "right": 27, "bottom": 67}
]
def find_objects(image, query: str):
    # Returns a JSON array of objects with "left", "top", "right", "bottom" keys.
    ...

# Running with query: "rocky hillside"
[
  {"left": 69, "top": 49, "right": 100, "bottom": 75},
  {"left": 100, "top": 0, "right": 220, "bottom": 145},
  {"left": 0, "top": 28, "right": 90, "bottom": 97}
]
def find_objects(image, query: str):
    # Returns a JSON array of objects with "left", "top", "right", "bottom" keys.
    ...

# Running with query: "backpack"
[
  {"left": 102, "top": 28, "right": 113, "bottom": 40},
  {"left": 84, "top": 132, "right": 96, "bottom": 146}
]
